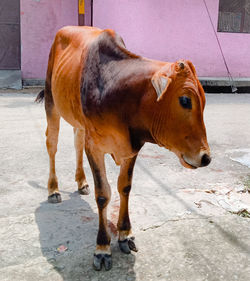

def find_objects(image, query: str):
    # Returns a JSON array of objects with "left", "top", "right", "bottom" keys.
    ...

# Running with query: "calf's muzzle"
[{"left": 200, "top": 153, "right": 211, "bottom": 167}]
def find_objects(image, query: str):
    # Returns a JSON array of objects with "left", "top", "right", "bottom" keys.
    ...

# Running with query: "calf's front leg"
[
  {"left": 117, "top": 155, "right": 138, "bottom": 254},
  {"left": 86, "top": 148, "right": 112, "bottom": 271}
]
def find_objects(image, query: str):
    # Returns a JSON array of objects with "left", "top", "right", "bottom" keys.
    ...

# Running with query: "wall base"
[
  {"left": 199, "top": 77, "right": 250, "bottom": 93},
  {"left": 199, "top": 77, "right": 250, "bottom": 87},
  {"left": 22, "top": 79, "right": 45, "bottom": 87},
  {"left": 18, "top": 77, "right": 250, "bottom": 93},
  {"left": 0, "top": 70, "right": 22, "bottom": 89}
]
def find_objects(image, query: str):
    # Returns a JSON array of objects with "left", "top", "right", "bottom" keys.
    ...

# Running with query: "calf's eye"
[{"left": 179, "top": 96, "right": 192, "bottom": 109}]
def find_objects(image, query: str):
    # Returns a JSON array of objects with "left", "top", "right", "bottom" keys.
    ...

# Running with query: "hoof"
[
  {"left": 118, "top": 237, "right": 138, "bottom": 254},
  {"left": 48, "top": 192, "right": 62, "bottom": 203},
  {"left": 78, "top": 184, "right": 90, "bottom": 195},
  {"left": 93, "top": 254, "right": 112, "bottom": 271}
]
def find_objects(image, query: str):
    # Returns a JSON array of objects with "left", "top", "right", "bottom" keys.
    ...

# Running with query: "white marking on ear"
[{"left": 151, "top": 74, "right": 172, "bottom": 102}]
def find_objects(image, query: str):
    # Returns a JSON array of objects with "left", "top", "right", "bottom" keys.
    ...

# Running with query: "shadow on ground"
[{"left": 35, "top": 191, "right": 136, "bottom": 281}]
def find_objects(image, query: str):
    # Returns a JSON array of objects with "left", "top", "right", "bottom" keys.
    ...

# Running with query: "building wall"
[
  {"left": 93, "top": 0, "right": 250, "bottom": 78},
  {"left": 20, "top": 0, "right": 250, "bottom": 79},
  {"left": 20, "top": 0, "right": 78, "bottom": 79}
]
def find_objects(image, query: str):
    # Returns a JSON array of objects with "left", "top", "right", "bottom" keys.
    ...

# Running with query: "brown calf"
[{"left": 36, "top": 26, "right": 211, "bottom": 271}]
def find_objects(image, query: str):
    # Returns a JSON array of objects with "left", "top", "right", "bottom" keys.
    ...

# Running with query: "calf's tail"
[
  {"left": 35, "top": 89, "right": 45, "bottom": 103},
  {"left": 35, "top": 40, "right": 55, "bottom": 107}
]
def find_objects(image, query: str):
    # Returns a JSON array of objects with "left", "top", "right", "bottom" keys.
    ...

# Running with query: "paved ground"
[{"left": 0, "top": 90, "right": 249, "bottom": 281}]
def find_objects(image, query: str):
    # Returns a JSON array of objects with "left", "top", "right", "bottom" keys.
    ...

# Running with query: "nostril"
[{"left": 201, "top": 154, "right": 211, "bottom": 167}]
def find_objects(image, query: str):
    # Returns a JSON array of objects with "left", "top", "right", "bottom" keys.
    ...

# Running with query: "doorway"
[{"left": 0, "top": 0, "right": 21, "bottom": 88}]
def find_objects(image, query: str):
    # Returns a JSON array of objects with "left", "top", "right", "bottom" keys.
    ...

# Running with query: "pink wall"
[
  {"left": 20, "top": 0, "right": 78, "bottom": 79},
  {"left": 20, "top": 0, "right": 250, "bottom": 79},
  {"left": 93, "top": 0, "right": 250, "bottom": 78}
]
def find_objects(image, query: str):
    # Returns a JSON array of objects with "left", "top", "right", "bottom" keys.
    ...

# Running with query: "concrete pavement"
[{"left": 0, "top": 90, "right": 249, "bottom": 281}]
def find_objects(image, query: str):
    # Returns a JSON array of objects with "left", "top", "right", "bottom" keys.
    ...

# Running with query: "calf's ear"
[{"left": 151, "top": 73, "right": 172, "bottom": 102}]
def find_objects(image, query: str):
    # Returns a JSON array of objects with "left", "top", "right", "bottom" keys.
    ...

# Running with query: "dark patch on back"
[{"left": 80, "top": 30, "right": 140, "bottom": 117}]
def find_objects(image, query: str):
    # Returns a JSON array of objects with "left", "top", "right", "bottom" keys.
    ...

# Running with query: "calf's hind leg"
[
  {"left": 45, "top": 107, "right": 61, "bottom": 203},
  {"left": 73, "top": 128, "right": 89, "bottom": 195},
  {"left": 117, "top": 155, "right": 138, "bottom": 254}
]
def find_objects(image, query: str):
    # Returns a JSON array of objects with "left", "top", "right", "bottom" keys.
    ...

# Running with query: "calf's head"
[{"left": 150, "top": 60, "right": 211, "bottom": 169}]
